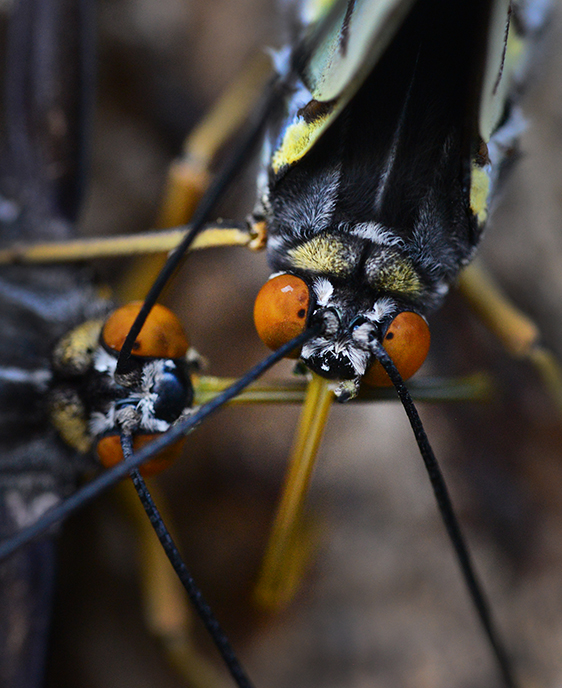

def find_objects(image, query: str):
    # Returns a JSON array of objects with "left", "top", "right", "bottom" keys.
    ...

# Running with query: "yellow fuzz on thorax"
[
  {"left": 52, "top": 319, "right": 103, "bottom": 375},
  {"left": 370, "top": 257, "right": 423, "bottom": 296},
  {"left": 288, "top": 235, "right": 356, "bottom": 276},
  {"left": 50, "top": 392, "right": 92, "bottom": 454}
]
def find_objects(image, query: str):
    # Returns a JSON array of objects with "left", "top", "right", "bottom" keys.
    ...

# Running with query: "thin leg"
[
  {"left": 0, "top": 224, "right": 252, "bottom": 265},
  {"left": 118, "top": 54, "right": 272, "bottom": 301},
  {"left": 253, "top": 374, "right": 334, "bottom": 610},
  {"left": 459, "top": 259, "right": 562, "bottom": 414},
  {"left": 0, "top": 53, "right": 271, "bottom": 291}
]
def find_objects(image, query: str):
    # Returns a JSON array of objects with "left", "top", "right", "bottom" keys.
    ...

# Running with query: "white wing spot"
[{"left": 6, "top": 491, "right": 60, "bottom": 529}]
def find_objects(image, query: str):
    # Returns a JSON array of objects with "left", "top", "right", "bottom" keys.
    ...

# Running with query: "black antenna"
[
  {"left": 370, "top": 339, "right": 518, "bottom": 688},
  {"left": 0, "top": 327, "right": 318, "bottom": 561},
  {"left": 122, "top": 434, "right": 255, "bottom": 688}
]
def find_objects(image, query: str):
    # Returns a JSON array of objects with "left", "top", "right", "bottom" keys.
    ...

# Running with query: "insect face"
[
  {"left": 50, "top": 303, "right": 195, "bottom": 477},
  {"left": 254, "top": 271, "right": 431, "bottom": 391}
]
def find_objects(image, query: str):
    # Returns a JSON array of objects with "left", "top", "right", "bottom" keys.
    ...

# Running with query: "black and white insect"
[{"left": 2, "top": 0, "right": 562, "bottom": 687}]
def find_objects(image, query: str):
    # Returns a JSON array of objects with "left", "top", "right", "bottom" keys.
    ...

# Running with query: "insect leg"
[
  {"left": 254, "top": 373, "right": 333, "bottom": 610},
  {"left": 0, "top": 54, "right": 273, "bottom": 270},
  {"left": 0, "top": 223, "right": 253, "bottom": 265},
  {"left": 458, "top": 259, "right": 562, "bottom": 414}
]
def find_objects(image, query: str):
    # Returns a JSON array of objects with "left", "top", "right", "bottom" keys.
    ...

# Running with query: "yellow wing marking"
[{"left": 470, "top": 164, "right": 490, "bottom": 226}]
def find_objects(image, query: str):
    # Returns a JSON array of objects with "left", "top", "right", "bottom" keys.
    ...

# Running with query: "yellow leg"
[
  {"left": 0, "top": 224, "right": 252, "bottom": 265},
  {"left": 1, "top": 58, "right": 272, "bottom": 298},
  {"left": 194, "top": 373, "right": 492, "bottom": 405},
  {"left": 119, "top": 371, "right": 488, "bottom": 669},
  {"left": 205, "top": 368, "right": 489, "bottom": 612},
  {"left": 253, "top": 374, "right": 334, "bottom": 611},
  {"left": 459, "top": 259, "right": 562, "bottom": 414}
]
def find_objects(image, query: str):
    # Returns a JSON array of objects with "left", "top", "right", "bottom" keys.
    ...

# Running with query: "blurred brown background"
[{"left": 42, "top": 1, "right": 562, "bottom": 687}]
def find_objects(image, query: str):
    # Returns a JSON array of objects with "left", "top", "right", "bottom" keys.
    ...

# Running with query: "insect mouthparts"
[{"left": 350, "top": 319, "right": 378, "bottom": 348}]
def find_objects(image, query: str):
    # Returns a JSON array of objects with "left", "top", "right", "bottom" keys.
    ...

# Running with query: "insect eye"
[
  {"left": 253, "top": 274, "right": 310, "bottom": 359},
  {"left": 363, "top": 312, "right": 430, "bottom": 387},
  {"left": 96, "top": 434, "right": 186, "bottom": 478},
  {"left": 153, "top": 363, "right": 193, "bottom": 423},
  {"left": 102, "top": 302, "right": 189, "bottom": 358},
  {"left": 97, "top": 303, "right": 190, "bottom": 476}
]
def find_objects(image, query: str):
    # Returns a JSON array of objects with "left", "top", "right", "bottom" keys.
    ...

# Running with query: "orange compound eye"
[
  {"left": 254, "top": 274, "right": 310, "bottom": 359},
  {"left": 363, "top": 312, "right": 430, "bottom": 387},
  {"left": 102, "top": 302, "right": 189, "bottom": 358},
  {"left": 96, "top": 434, "right": 186, "bottom": 478}
]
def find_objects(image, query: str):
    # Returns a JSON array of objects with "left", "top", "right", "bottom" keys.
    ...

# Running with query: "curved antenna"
[
  {"left": 370, "top": 339, "right": 518, "bottom": 688},
  {"left": 0, "top": 326, "right": 318, "bottom": 561},
  {"left": 123, "top": 436, "right": 255, "bottom": 688}
]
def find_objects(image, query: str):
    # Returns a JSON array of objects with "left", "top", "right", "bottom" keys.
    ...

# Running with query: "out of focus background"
[{"left": 33, "top": 0, "right": 562, "bottom": 687}]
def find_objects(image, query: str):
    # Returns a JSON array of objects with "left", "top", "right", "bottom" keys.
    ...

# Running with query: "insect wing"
[
  {"left": 301, "top": 0, "right": 417, "bottom": 101},
  {"left": 270, "top": 0, "right": 417, "bottom": 173},
  {"left": 0, "top": 0, "right": 106, "bottom": 685},
  {"left": 270, "top": 0, "right": 516, "bottom": 178}
]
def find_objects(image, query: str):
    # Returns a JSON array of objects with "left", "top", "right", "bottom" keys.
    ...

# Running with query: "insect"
[{"left": 3, "top": 0, "right": 562, "bottom": 687}]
